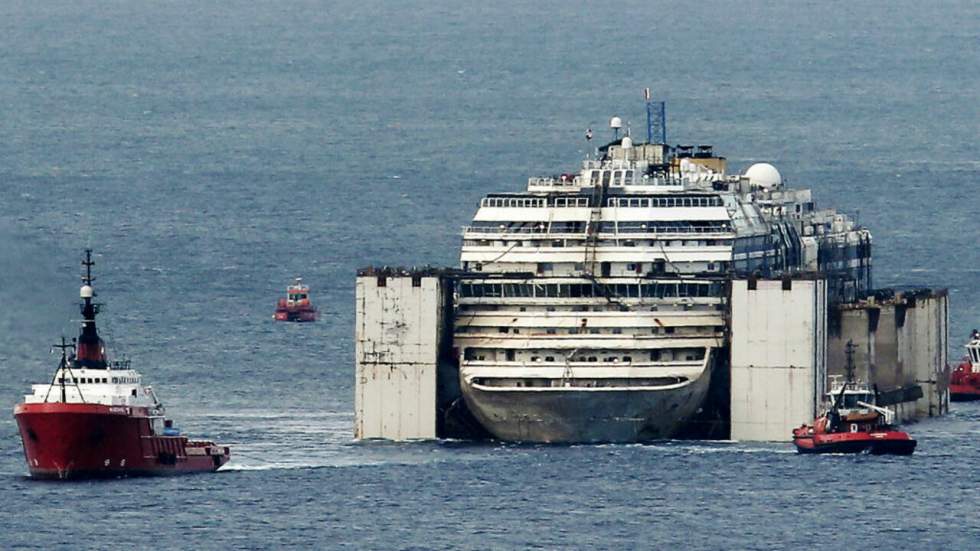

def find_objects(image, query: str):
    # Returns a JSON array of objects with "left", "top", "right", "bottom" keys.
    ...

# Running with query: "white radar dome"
[
  {"left": 744, "top": 163, "right": 782, "bottom": 189},
  {"left": 621, "top": 136, "right": 633, "bottom": 148},
  {"left": 80, "top": 285, "right": 94, "bottom": 299},
  {"left": 610, "top": 116, "right": 622, "bottom": 129}
]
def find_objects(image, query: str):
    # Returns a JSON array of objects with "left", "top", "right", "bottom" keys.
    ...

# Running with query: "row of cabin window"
[
  {"left": 602, "top": 221, "right": 731, "bottom": 233},
  {"left": 607, "top": 196, "right": 723, "bottom": 208},
  {"left": 468, "top": 221, "right": 589, "bottom": 233},
  {"left": 481, "top": 197, "right": 592, "bottom": 208},
  {"left": 58, "top": 376, "right": 137, "bottom": 384},
  {"left": 470, "top": 220, "right": 730, "bottom": 234},
  {"left": 479, "top": 195, "right": 724, "bottom": 211},
  {"left": 468, "top": 240, "right": 729, "bottom": 251},
  {"left": 732, "top": 234, "right": 773, "bottom": 253},
  {"left": 552, "top": 197, "right": 591, "bottom": 207},
  {"left": 481, "top": 197, "right": 547, "bottom": 208},
  {"left": 589, "top": 170, "right": 635, "bottom": 186},
  {"left": 458, "top": 281, "right": 723, "bottom": 299},
  {"left": 466, "top": 326, "right": 686, "bottom": 335},
  {"left": 464, "top": 350, "right": 705, "bottom": 362}
]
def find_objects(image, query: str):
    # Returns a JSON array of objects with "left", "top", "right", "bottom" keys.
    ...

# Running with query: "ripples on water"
[{"left": 1, "top": 0, "right": 978, "bottom": 548}]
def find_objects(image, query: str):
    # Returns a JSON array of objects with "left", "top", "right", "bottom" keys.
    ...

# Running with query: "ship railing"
[
  {"left": 463, "top": 226, "right": 551, "bottom": 235},
  {"left": 527, "top": 176, "right": 584, "bottom": 190},
  {"left": 463, "top": 226, "right": 733, "bottom": 236},
  {"left": 461, "top": 358, "right": 707, "bottom": 368},
  {"left": 600, "top": 227, "right": 734, "bottom": 236}
]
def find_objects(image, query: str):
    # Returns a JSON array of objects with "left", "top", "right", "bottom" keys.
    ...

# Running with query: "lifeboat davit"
[
  {"left": 274, "top": 277, "right": 318, "bottom": 322},
  {"left": 949, "top": 330, "right": 980, "bottom": 401},
  {"left": 792, "top": 380, "right": 916, "bottom": 455}
]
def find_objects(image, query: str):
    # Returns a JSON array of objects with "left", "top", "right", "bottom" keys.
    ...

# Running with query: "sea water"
[{"left": 1, "top": 1, "right": 978, "bottom": 548}]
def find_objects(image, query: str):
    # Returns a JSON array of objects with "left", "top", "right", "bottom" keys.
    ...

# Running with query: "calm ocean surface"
[{"left": 1, "top": 1, "right": 978, "bottom": 549}]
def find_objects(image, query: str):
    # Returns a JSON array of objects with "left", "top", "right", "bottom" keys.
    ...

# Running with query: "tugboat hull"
[
  {"left": 274, "top": 308, "right": 317, "bottom": 322},
  {"left": 949, "top": 372, "right": 980, "bottom": 402},
  {"left": 14, "top": 402, "right": 229, "bottom": 479},
  {"left": 793, "top": 431, "right": 916, "bottom": 455},
  {"left": 949, "top": 388, "right": 980, "bottom": 402}
]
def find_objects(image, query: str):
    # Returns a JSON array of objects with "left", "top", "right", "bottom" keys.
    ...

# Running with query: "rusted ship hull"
[{"left": 459, "top": 363, "right": 713, "bottom": 444}]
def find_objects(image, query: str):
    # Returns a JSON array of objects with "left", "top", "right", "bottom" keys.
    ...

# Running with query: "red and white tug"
[
  {"left": 950, "top": 330, "right": 980, "bottom": 401},
  {"left": 273, "top": 277, "right": 317, "bottom": 322},
  {"left": 13, "top": 250, "right": 230, "bottom": 479},
  {"left": 792, "top": 380, "right": 916, "bottom": 455}
]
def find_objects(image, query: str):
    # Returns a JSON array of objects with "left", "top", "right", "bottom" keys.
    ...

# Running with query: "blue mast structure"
[{"left": 644, "top": 88, "right": 667, "bottom": 144}]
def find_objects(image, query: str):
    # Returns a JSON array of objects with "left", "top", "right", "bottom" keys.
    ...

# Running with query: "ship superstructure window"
[
  {"left": 458, "top": 281, "right": 724, "bottom": 299},
  {"left": 550, "top": 221, "right": 586, "bottom": 233},
  {"left": 481, "top": 197, "right": 546, "bottom": 208},
  {"left": 469, "top": 221, "right": 549, "bottom": 234},
  {"left": 600, "top": 220, "right": 731, "bottom": 234},
  {"left": 607, "top": 196, "right": 723, "bottom": 208},
  {"left": 553, "top": 197, "right": 590, "bottom": 208}
]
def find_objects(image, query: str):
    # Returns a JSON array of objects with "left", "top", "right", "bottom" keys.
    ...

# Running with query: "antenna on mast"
[
  {"left": 81, "top": 249, "right": 96, "bottom": 286},
  {"left": 644, "top": 88, "right": 666, "bottom": 144},
  {"left": 44, "top": 337, "right": 78, "bottom": 403}
]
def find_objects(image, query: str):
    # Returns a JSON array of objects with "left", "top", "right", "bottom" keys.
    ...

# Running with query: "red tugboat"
[
  {"left": 792, "top": 380, "right": 916, "bottom": 455},
  {"left": 950, "top": 330, "right": 980, "bottom": 401},
  {"left": 13, "top": 250, "right": 230, "bottom": 479},
  {"left": 273, "top": 277, "right": 318, "bottom": 322}
]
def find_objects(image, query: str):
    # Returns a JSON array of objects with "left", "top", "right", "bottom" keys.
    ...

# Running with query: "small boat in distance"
[
  {"left": 792, "top": 379, "right": 916, "bottom": 455},
  {"left": 274, "top": 277, "right": 318, "bottom": 322},
  {"left": 13, "top": 250, "right": 230, "bottom": 479},
  {"left": 949, "top": 330, "right": 980, "bottom": 401}
]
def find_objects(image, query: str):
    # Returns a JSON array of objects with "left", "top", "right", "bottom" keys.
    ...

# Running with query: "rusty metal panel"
[
  {"left": 730, "top": 278, "right": 827, "bottom": 442},
  {"left": 355, "top": 275, "right": 441, "bottom": 440}
]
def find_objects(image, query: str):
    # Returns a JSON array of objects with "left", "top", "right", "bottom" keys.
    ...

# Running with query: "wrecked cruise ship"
[
  {"left": 355, "top": 100, "right": 946, "bottom": 444},
  {"left": 450, "top": 117, "right": 870, "bottom": 443}
]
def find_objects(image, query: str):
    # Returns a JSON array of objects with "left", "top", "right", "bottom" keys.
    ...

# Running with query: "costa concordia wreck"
[{"left": 355, "top": 103, "right": 949, "bottom": 444}]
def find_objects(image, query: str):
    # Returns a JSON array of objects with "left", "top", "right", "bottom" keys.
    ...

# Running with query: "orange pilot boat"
[
  {"left": 273, "top": 277, "right": 318, "bottom": 322},
  {"left": 13, "top": 250, "right": 230, "bottom": 479},
  {"left": 792, "top": 380, "right": 916, "bottom": 455},
  {"left": 950, "top": 330, "right": 980, "bottom": 401}
]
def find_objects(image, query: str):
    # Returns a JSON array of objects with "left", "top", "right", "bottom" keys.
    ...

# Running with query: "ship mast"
[
  {"left": 43, "top": 337, "right": 85, "bottom": 403},
  {"left": 75, "top": 249, "right": 107, "bottom": 369}
]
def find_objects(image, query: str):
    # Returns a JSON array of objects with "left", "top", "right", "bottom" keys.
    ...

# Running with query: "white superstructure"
[
  {"left": 23, "top": 362, "right": 160, "bottom": 410},
  {"left": 454, "top": 131, "right": 871, "bottom": 443}
]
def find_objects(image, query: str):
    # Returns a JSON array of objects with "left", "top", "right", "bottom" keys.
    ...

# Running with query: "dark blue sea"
[{"left": 1, "top": 1, "right": 978, "bottom": 548}]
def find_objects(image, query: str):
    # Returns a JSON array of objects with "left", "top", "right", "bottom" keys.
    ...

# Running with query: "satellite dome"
[
  {"left": 80, "top": 285, "right": 94, "bottom": 299},
  {"left": 621, "top": 136, "right": 633, "bottom": 148},
  {"left": 744, "top": 163, "right": 782, "bottom": 188},
  {"left": 610, "top": 116, "right": 622, "bottom": 129}
]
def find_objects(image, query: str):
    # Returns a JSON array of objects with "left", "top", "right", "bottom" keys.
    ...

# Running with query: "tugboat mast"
[
  {"left": 76, "top": 249, "right": 106, "bottom": 369},
  {"left": 43, "top": 337, "right": 84, "bottom": 403}
]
